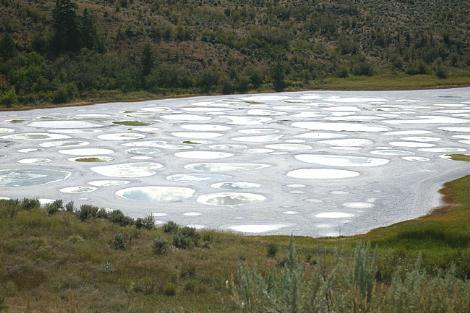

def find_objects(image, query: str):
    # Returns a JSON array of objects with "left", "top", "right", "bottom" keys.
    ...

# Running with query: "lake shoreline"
[{"left": 2, "top": 79, "right": 470, "bottom": 112}]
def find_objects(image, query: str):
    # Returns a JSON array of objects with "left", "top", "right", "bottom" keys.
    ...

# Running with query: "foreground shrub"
[
  {"left": 112, "top": 233, "right": 127, "bottom": 250},
  {"left": 46, "top": 200, "right": 63, "bottom": 215},
  {"left": 234, "top": 241, "right": 470, "bottom": 313},
  {"left": 136, "top": 216, "right": 155, "bottom": 230},
  {"left": 266, "top": 243, "right": 278, "bottom": 258},
  {"left": 153, "top": 238, "right": 170, "bottom": 255},
  {"left": 78, "top": 204, "right": 99, "bottom": 221},
  {"left": 65, "top": 201, "right": 74, "bottom": 212},
  {"left": 163, "top": 221, "right": 179, "bottom": 233},
  {"left": 108, "top": 209, "right": 134, "bottom": 226},
  {"left": 20, "top": 198, "right": 40, "bottom": 210},
  {"left": 173, "top": 227, "right": 200, "bottom": 250}
]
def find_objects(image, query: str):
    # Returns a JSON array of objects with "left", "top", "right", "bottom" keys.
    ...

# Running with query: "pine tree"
[
  {"left": 79, "top": 9, "right": 103, "bottom": 52},
  {"left": 51, "top": 0, "right": 80, "bottom": 54}
]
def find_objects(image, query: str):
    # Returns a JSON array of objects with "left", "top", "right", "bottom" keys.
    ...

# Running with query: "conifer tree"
[{"left": 51, "top": 0, "right": 80, "bottom": 54}]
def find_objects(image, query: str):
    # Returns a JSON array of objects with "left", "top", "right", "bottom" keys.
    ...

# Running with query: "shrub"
[
  {"left": 163, "top": 221, "right": 179, "bottom": 234},
  {"left": 234, "top": 242, "right": 470, "bottom": 313},
  {"left": 336, "top": 66, "right": 349, "bottom": 78},
  {"left": 406, "top": 61, "right": 427, "bottom": 75},
  {"left": 78, "top": 204, "right": 99, "bottom": 221},
  {"left": 153, "top": 238, "right": 170, "bottom": 255},
  {"left": 173, "top": 227, "right": 200, "bottom": 250},
  {"left": 435, "top": 65, "right": 448, "bottom": 79},
  {"left": 112, "top": 233, "right": 127, "bottom": 250},
  {"left": 0, "top": 89, "right": 17, "bottom": 108},
  {"left": 65, "top": 201, "right": 74, "bottom": 212},
  {"left": 46, "top": 200, "right": 63, "bottom": 215},
  {"left": 352, "top": 61, "right": 374, "bottom": 76},
  {"left": 96, "top": 208, "right": 108, "bottom": 218},
  {"left": 267, "top": 243, "right": 278, "bottom": 258},
  {"left": 173, "top": 231, "right": 194, "bottom": 250},
  {"left": 20, "top": 198, "right": 40, "bottom": 210},
  {"left": 136, "top": 216, "right": 155, "bottom": 230},
  {"left": 271, "top": 63, "right": 285, "bottom": 92},
  {"left": 108, "top": 209, "right": 134, "bottom": 226}
]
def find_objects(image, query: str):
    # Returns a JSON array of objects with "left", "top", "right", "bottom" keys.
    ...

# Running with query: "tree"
[
  {"left": 51, "top": 0, "right": 80, "bottom": 54},
  {"left": 141, "top": 43, "right": 154, "bottom": 77},
  {"left": 79, "top": 9, "right": 103, "bottom": 52},
  {"left": 0, "top": 33, "right": 16, "bottom": 60},
  {"left": 271, "top": 63, "right": 285, "bottom": 92}
]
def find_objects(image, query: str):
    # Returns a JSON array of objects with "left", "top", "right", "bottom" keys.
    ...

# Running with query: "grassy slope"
[
  {"left": 316, "top": 73, "right": 470, "bottom": 90},
  {"left": 1, "top": 172, "right": 470, "bottom": 312}
]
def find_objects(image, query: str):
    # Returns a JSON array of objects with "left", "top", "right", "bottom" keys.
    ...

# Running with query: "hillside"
[{"left": 1, "top": 0, "right": 470, "bottom": 107}]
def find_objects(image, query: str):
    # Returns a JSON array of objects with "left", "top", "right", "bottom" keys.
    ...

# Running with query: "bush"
[
  {"left": 406, "top": 61, "right": 427, "bottom": 75},
  {"left": 78, "top": 204, "right": 99, "bottom": 221},
  {"left": 271, "top": 63, "right": 285, "bottom": 92},
  {"left": 65, "top": 201, "right": 74, "bottom": 212},
  {"left": 46, "top": 200, "right": 63, "bottom": 215},
  {"left": 267, "top": 243, "right": 278, "bottom": 258},
  {"left": 336, "top": 66, "right": 349, "bottom": 78},
  {"left": 435, "top": 65, "right": 448, "bottom": 79},
  {"left": 136, "top": 216, "right": 155, "bottom": 230},
  {"left": 198, "top": 70, "right": 219, "bottom": 92},
  {"left": 112, "top": 233, "right": 127, "bottom": 250},
  {"left": 163, "top": 221, "right": 179, "bottom": 234},
  {"left": 173, "top": 231, "right": 194, "bottom": 250},
  {"left": 108, "top": 210, "right": 134, "bottom": 226},
  {"left": 352, "top": 61, "right": 374, "bottom": 76},
  {"left": 20, "top": 198, "right": 40, "bottom": 210},
  {"left": 0, "top": 89, "right": 17, "bottom": 108},
  {"left": 97, "top": 208, "right": 108, "bottom": 218},
  {"left": 153, "top": 238, "right": 170, "bottom": 255},
  {"left": 173, "top": 227, "right": 200, "bottom": 250}
]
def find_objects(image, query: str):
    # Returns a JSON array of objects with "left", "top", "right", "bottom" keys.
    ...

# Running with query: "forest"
[{"left": 0, "top": 0, "right": 469, "bottom": 106}]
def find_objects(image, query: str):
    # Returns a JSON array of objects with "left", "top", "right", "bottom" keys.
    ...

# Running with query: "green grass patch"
[
  {"left": 112, "top": 120, "right": 149, "bottom": 126},
  {"left": 74, "top": 157, "right": 107, "bottom": 162},
  {"left": 317, "top": 73, "right": 470, "bottom": 90},
  {"left": 449, "top": 154, "right": 470, "bottom": 162}
]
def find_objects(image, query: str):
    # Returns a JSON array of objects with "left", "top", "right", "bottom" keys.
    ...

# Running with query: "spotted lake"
[{"left": 1, "top": 88, "right": 470, "bottom": 236}]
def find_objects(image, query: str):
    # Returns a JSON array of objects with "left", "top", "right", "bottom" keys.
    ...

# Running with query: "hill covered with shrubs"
[{"left": 1, "top": 0, "right": 470, "bottom": 107}]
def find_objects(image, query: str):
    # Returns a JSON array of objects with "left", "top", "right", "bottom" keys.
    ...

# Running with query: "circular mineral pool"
[
  {"left": 116, "top": 186, "right": 195, "bottom": 202},
  {"left": 0, "top": 169, "right": 71, "bottom": 187},
  {"left": 197, "top": 192, "right": 266, "bottom": 206},
  {"left": 287, "top": 169, "right": 360, "bottom": 179},
  {"left": 185, "top": 163, "right": 271, "bottom": 173},
  {"left": 295, "top": 154, "right": 389, "bottom": 167},
  {"left": 91, "top": 162, "right": 164, "bottom": 178}
]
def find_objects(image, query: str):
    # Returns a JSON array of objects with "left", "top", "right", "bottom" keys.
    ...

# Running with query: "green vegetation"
[
  {"left": 1, "top": 0, "right": 470, "bottom": 108},
  {"left": 112, "top": 120, "right": 149, "bottom": 126},
  {"left": 1, "top": 174, "right": 470, "bottom": 312},
  {"left": 449, "top": 154, "right": 470, "bottom": 162},
  {"left": 74, "top": 157, "right": 107, "bottom": 162},
  {"left": 235, "top": 242, "right": 470, "bottom": 313}
]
